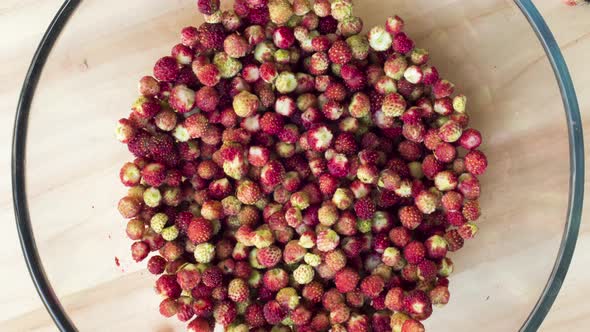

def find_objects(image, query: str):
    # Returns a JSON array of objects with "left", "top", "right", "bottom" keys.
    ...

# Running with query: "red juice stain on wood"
[{"left": 115, "top": 256, "right": 120, "bottom": 267}]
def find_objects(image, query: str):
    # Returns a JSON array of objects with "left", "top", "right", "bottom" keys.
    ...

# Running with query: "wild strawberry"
[
  {"left": 273, "top": 26, "right": 295, "bottom": 49},
  {"left": 393, "top": 32, "right": 414, "bottom": 54},
  {"left": 334, "top": 267, "right": 360, "bottom": 293},
  {"left": 263, "top": 300, "right": 287, "bottom": 324},
  {"left": 459, "top": 128, "right": 482, "bottom": 150},
  {"left": 384, "top": 287, "right": 405, "bottom": 311},
  {"left": 381, "top": 247, "right": 403, "bottom": 268},
  {"left": 256, "top": 245, "right": 282, "bottom": 267},
  {"left": 159, "top": 298, "right": 178, "bottom": 318},
  {"left": 404, "top": 241, "right": 426, "bottom": 265},
  {"left": 421, "top": 154, "right": 444, "bottom": 179},
  {"left": 349, "top": 180, "right": 371, "bottom": 200},
  {"left": 372, "top": 311, "right": 394, "bottom": 332},
  {"left": 318, "top": 15, "right": 339, "bottom": 34},
  {"left": 351, "top": 196, "right": 375, "bottom": 220},
  {"left": 402, "top": 319, "right": 425, "bottom": 332},
  {"left": 156, "top": 274, "right": 182, "bottom": 299},
  {"left": 404, "top": 290, "right": 432, "bottom": 321},
  {"left": 213, "top": 301, "right": 237, "bottom": 326},
  {"left": 260, "top": 160, "right": 285, "bottom": 188},
  {"left": 183, "top": 115, "right": 208, "bottom": 141},
  {"left": 236, "top": 180, "right": 262, "bottom": 205},
  {"left": 294, "top": 264, "right": 315, "bottom": 284},
  {"left": 367, "top": 25, "right": 392, "bottom": 51},
  {"left": 119, "top": 163, "right": 143, "bottom": 187},
  {"left": 321, "top": 100, "right": 344, "bottom": 120},
  {"left": 328, "top": 40, "right": 353, "bottom": 65},
  {"left": 227, "top": 278, "right": 249, "bottom": 303},
  {"left": 458, "top": 173, "right": 481, "bottom": 200},
  {"left": 463, "top": 199, "right": 481, "bottom": 221},
  {"left": 360, "top": 275, "right": 385, "bottom": 298},
  {"left": 307, "top": 125, "right": 333, "bottom": 152},
  {"left": 261, "top": 268, "right": 288, "bottom": 291},
  {"left": 330, "top": 304, "right": 351, "bottom": 324},
  {"left": 244, "top": 303, "right": 266, "bottom": 327},
  {"left": 382, "top": 92, "right": 407, "bottom": 117},
  {"left": 177, "top": 265, "right": 201, "bottom": 291},
  {"left": 198, "top": 23, "right": 225, "bottom": 51},
  {"left": 302, "top": 281, "right": 324, "bottom": 303},
  {"left": 433, "top": 79, "right": 455, "bottom": 99},
  {"left": 187, "top": 217, "right": 213, "bottom": 244},
  {"left": 257, "top": 112, "right": 283, "bottom": 136},
  {"left": 289, "top": 305, "right": 311, "bottom": 326},
  {"left": 444, "top": 229, "right": 464, "bottom": 252},
  {"left": 429, "top": 285, "right": 450, "bottom": 307},
  {"left": 146, "top": 255, "right": 166, "bottom": 275},
  {"left": 153, "top": 56, "right": 179, "bottom": 82},
  {"left": 433, "top": 97, "right": 453, "bottom": 116},
  {"left": 327, "top": 153, "right": 350, "bottom": 178},
  {"left": 317, "top": 229, "right": 340, "bottom": 252},
  {"left": 356, "top": 163, "right": 378, "bottom": 184},
  {"left": 438, "top": 120, "right": 462, "bottom": 143},
  {"left": 398, "top": 206, "right": 422, "bottom": 230},
  {"left": 458, "top": 222, "right": 479, "bottom": 240},
  {"left": 423, "top": 235, "right": 447, "bottom": 260},
  {"left": 197, "top": 0, "right": 220, "bottom": 14},
  {"left": 417, "top": 260, "right": 437, "bottom": 281},
  {"left": 465, "top": 150, "right": 488, "bottom": 175},
  {"left": 130, "top": 241, "right": 149, "bottom": 262},
  {"left": 176, "top": 297, "right": 195, "bottom": 322}
]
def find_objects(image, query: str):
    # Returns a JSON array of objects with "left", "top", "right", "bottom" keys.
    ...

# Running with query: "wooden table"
[{"left": 0, "top": 0, "right": 588, "bottom": 331}]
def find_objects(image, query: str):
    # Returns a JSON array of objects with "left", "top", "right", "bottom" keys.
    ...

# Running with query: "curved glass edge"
[
  {"left": 11, "top": 1, "right": 80, "bottom": 331},
  {"left": 514, "top": 0, "right": 585, "bottom": 331},
  {"left": 11, "top": 1, "right": 584, "bottom": 332}
]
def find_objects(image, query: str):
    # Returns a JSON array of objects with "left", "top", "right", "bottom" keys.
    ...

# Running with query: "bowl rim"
[{"left": 11, "top": 0, "right": 584, "bottom": 331}]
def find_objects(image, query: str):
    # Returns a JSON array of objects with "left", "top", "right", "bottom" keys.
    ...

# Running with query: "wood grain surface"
[{"left": 0, "top": 0, "right": 589, "bottom": 331}]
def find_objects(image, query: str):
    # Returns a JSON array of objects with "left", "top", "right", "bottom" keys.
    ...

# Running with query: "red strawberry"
[
  {"left": 465, "top": 150, "right": 488, "bottom": 175},
  {"left": 262, "top": 268, "right": 289, "bottom": 291},
  {"left": 156, "top": 274, "right": 182, "bottom": 299},
  {"left": 334, "top": 268, "right": 360, "bottom": 293},
  {"left": 228, "top": 278, "right": 250, "bottom": 302},
  {"left": 404, "top": 241, "right": 426, "bottom": 265},
  {"left": 159, "top": 298, "right": 178, "bottom": 317},
  {"left": 245, "top": 303, "right": 266, "bottom": 327},
  {"left": 153, "top": 56, "right": 179, "bottom": 82},
  {"left": 263, "top": 300, "right": 287, "bottom": 325},
  {"left": 360, "top": 275, "right": 385, "bottom": 298},
  {"left": 399, "top": 206, "right": 423, "bottom": 230},
  {"left": 328, "top": 40, "right": 353, "bottom": 65},
  {"left": 141, "top": 162, "right": 166, "bottom": 187},
  {"left": 260, "top": 160, "right": 286, "bottom": 188},
  {"left": 260, "top": 112, "right": 284, "bottom": 135},
  {"left": 303, "top": 281, "right": 325, "bottom": 303},
  {"left": 404, "top": 290, "right": 432, "bottom": 321},
  {"left": 334, "top": 132, "right": 358, "bottom": 155},
  {"left": 354, "top": 197, "right": 376, "bottom": 220},
  {"left": 256, "top": 245, "right": 282, "bottom": 267},
  {"left": 187, "top": 218, "right": 213, "bottom": 244},
  {"left": 198, "top": 23, "right": 225, "bottom": 51},
  {"left": 322, "top": 288, "right": 345, "bottom": 311},
  {"left": 177, "top": 266, "right": 201, "bottom": 291},
  {"left": 202, "top": 266, "right": 223, "bottom": 288},
  {"left": 385, "top": 287, "right": 404, "bottom": 311},
  {"left": 213, "top": 301, "right": 237, "bottom": 326},
  {"left": 192, "top": 297, "right": 214, "bottom": 317},
  {"left": 291, "top": 305, "right": 312, "bottom": 326}
]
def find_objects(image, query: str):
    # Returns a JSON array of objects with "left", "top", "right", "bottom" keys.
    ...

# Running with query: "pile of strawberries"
[{"left": 115, "top": 0, "right": 488, "bottom": 331}]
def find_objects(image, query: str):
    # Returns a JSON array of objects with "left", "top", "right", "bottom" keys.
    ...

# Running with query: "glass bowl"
[{"left": 12, "top": 0, "right": 584, "bottom": 331}]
